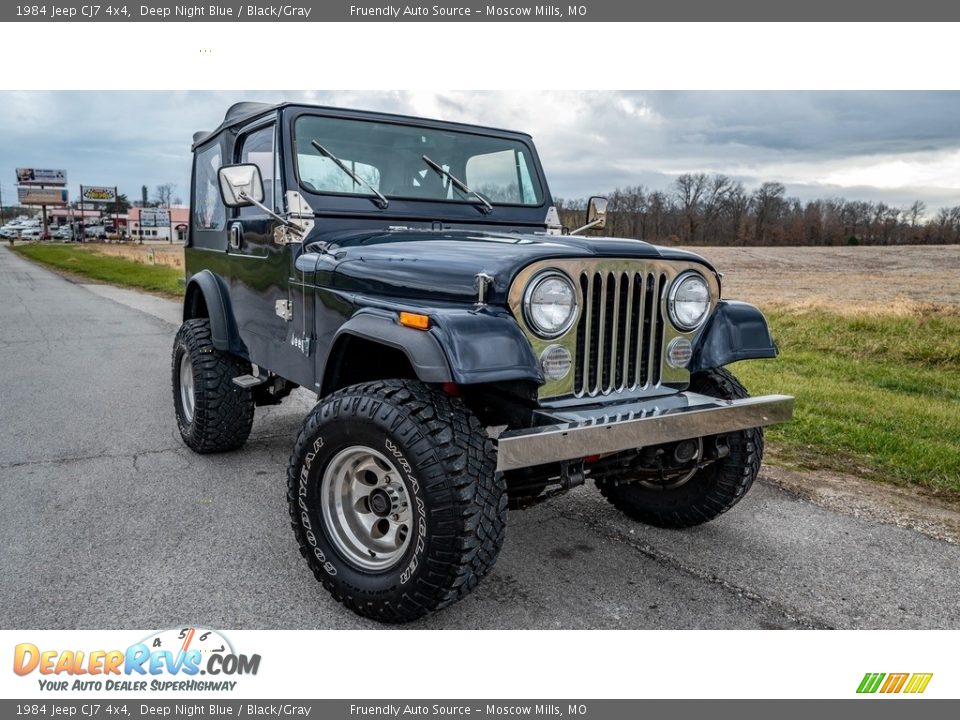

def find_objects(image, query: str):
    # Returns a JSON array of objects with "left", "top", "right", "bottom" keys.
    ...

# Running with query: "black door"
[{"left": 226, "top": 123, "right": 304, "bottom": 379}]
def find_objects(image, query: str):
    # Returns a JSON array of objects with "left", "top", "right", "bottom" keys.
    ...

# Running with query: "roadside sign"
[
  {"left": 16, "top": 168, "right": 67, "bottom": 186},
  {"left": 81, "top": 186, "right": 117, "bottom": 203},
  {"left": 17, "top": 187, "right": 69, "bottom": 206},
  {"left": 140, "top": 209, "right": 170, "bottom": 227}
]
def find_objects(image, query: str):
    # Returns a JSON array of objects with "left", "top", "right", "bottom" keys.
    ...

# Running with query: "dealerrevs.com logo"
[
  {"left": 857, "top": 673, "right": 933, "bottom": 695},
  {"left": 13, "top": 627, "right": 261, "bottom": 692}
]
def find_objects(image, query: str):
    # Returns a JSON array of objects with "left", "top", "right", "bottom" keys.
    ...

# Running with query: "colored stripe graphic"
[
  {"left": 857, "top": 673, "right": 885, "bottom": 693},
  {"left": 903, "top": 673, "right": 933, "bottom": 694},
  {"left": 857, "top": 672, "right": 932, "bottom": 694},
  {"left": 880, "top": 673, "right": 909, "bottom": 693}
]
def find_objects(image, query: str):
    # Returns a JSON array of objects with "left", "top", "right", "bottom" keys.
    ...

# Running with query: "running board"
[{"left": 233, "top": 374, "right": 269, "bottom": 389}]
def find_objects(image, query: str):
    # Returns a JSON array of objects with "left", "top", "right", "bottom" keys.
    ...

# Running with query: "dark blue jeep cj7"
[{"left": 173, "top": 102, "right": 793, "bottom": 623}]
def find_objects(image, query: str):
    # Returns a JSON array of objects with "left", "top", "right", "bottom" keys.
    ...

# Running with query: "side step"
[{"left": 233, "top": 374, "right": 269, "bottom": 389}]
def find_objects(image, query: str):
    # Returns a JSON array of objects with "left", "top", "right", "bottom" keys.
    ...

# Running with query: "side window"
[
  {"left": 238, "top": 125, "right": 276, "bottom": 218},
  {"left": 193, "top": 143, "right": 225, "bottom": 232}
]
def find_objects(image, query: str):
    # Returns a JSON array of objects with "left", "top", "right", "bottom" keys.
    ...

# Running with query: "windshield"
[{"left": 294, "top": 115, "right": 544, "bottom": 207}]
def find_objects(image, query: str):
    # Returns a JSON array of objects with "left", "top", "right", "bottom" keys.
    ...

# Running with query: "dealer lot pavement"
[{"left": 1, "top": 246, "right": 957, "bottom": 630}]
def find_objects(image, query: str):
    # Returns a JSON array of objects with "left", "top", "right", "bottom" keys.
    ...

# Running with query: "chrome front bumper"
[{"left": 495, "top": 392, "right": 794, "bottom": 472}]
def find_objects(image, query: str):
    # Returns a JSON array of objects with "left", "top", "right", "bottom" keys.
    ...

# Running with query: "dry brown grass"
[
  {"left": 687, "top": 245, "right": 960, "bottom": 313},
  {"left": 76, "top": 242, "right": 185, "bottom": 269}
]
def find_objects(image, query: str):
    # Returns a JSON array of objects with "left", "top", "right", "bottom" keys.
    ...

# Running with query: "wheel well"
[
  {"left": 322, "top": 335, "right": 417, "bottom": 396},
  {"left": 184, "top": 283, "right": 209, "bottom": 320}
]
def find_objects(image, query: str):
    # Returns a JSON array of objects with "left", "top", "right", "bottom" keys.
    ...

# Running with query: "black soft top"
[{"left": 191, "top": 101, "right": 534, "bottom": 151}]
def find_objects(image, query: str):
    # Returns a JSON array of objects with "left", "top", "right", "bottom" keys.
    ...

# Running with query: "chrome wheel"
[
  {"left": 178, "top": 353, "right": 195, "bottom": 425},
  {"left": 320, "top": 445, "right": 412, "bottom": 572}
]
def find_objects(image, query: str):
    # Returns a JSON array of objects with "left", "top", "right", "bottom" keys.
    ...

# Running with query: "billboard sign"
[
  {"left": 140, "top": 209, "right": 170, "bottom": 227},
  {"left": 18, "top": 187, "right": 69, "bottom": 206},
  {"left": 16, "top": 168, "right": 67, "bottom": 186},
  {"left": 81, "top": 186, "right": 117, "bottom": 203}
]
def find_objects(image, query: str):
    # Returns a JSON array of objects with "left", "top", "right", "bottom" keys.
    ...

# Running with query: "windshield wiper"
[
  {"left": 421, "top": 155, "right": 493, "bottom": 214},
  {"left": 311, "top": 140, "right": 389, "bottom": 209}
]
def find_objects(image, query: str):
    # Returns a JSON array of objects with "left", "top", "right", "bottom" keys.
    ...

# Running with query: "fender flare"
[
  {"left": 325, "top": 307, "right": 544, "bottom": 390},
  {"left": 689, "top": 300, "right": 778, "bottom": 373},
  {"left": 428, "top": 308, "right": 543, "bottom": 386},
  {"left": 326, "top": 310, "right": 452, "bottom": 388},
  {"left": 183, "top": 270, "right": 244, "bottom": 355}
]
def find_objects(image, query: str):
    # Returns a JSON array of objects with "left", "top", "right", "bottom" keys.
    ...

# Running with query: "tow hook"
[{"left": 559, "top": 459, "right": 586, "bottom": 490}]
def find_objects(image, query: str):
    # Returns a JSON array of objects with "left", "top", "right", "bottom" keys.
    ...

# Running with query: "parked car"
[
  {"left": 172, "top": 102, "right": 793, "bottom": 623},
  {"left": 3, "top": 218, "right": 37, "bottom": 231},
  {"left": 84, "top": 225, "right": 107, "bottom": 239}
]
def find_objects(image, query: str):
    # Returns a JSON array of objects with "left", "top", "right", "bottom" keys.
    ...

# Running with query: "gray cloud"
[{"left": 1, "top": 91, "right": 957, "bottom": 214}]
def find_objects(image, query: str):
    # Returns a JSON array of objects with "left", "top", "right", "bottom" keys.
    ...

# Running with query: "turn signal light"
[{"left": 399, "top": 312, "right": 430, "bottom": 330}]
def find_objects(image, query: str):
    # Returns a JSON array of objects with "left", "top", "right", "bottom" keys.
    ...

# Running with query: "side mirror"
[
  {"left": 586, "top": 196, "right": 608, "bottom": 230},
  {"left": 569, "top": 196, "right": 609, "bottom": 236},
  {"left": 218, "top": 164, "right": 265, "bottom": 208}
]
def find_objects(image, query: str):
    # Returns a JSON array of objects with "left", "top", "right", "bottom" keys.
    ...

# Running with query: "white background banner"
[{"left": 1, "top": 630, "right": 955, "bottom": 699}]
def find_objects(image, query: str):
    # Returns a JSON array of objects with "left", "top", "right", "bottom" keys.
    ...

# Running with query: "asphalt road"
[{"left": 1, "top": 245, "right": 958, "bottom": 630}]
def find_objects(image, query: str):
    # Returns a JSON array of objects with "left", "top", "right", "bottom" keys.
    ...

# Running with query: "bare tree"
[
  {"left": 751, "top": 182, "right": 786, "bottom": 244},
  {"left": 673, "top": 173, "right": 709, "bottom": 243},
  {"left": 555, "top": 181, "right": 954, "bottom": 247},
  {"left": 908, "top": 200, "right": 926, "bottom": 228},
  {"left": 153, "top": 183, "right": 177, "bottom": 208}
]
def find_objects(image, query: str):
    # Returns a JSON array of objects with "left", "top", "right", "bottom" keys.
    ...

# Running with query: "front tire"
[
  {"left": 172, "top": 318, "right": 255, "bottom": 453},
  {"left": 595, "top": 368, "right": 764, "bottom": 529},
  {"left": 287, "top": 379, "right": 507, "bottom": 624}
]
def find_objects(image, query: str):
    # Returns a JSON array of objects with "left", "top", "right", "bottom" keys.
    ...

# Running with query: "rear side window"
[{"left": 193, "top": 143, "right": 225, "bottom": 232}]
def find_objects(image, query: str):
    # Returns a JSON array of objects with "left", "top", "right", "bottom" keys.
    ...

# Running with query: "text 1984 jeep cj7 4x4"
[{"left": 173, "top": 102, "right": 793, "bottom": 623}]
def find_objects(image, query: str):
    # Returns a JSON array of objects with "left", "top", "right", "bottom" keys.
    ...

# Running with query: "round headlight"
[
  {"left": 523, "top": 272, "right": 578, "bottom": 338},
  {"left": 668, "top": 272, "right": 711, "bottom": 330}
]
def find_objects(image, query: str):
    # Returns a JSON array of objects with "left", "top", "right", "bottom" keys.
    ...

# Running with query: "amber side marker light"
[{"left": 399, "top": 311, "right": 430, "bottom": 330}]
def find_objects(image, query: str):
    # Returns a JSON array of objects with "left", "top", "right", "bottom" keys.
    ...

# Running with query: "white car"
[{"left": 20, "top": 227, "right": 43, "bottom": 239}]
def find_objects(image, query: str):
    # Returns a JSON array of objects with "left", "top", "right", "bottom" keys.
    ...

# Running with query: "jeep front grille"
[
  {"left": 508, "top": 258, "right": 717, "bottom": 402},
  {"left": 574, "top": 270, "right": 666, "bottom": 397}
]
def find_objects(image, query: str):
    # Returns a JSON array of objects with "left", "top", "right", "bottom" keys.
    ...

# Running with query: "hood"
[{"left": 314, "top": 228, "right": 716, "bottom": 305}]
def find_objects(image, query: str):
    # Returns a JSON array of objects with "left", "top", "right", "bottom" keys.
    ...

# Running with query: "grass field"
[
  {"left": 12, "top": 242, "right": 184, "bottom": 297},
  {"left": 734, "top": 305, "right": 960, "bottom": 498},
  {"left": 11, "top": 241, "right": 960, "bottom": 498}
]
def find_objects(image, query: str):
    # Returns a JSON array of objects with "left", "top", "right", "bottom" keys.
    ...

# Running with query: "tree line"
[{"left": 556, "top": 174, "right": 960, "bottom": 245}]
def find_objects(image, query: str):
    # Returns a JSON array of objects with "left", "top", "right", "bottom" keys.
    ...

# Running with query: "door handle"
[{"left": 229, "top": 223, "right": 242, "bottom": 250}]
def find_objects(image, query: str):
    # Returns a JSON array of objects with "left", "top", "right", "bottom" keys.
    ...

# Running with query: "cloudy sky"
[{"left": 1, "top": 91, "right": 958, "bottom": 214}]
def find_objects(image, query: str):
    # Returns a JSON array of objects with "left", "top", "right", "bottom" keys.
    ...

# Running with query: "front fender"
[{"left": 689, "top": 300, "right": 778, "bottom": 373}]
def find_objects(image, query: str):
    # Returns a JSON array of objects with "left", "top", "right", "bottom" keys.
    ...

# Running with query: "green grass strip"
[
  {"left": 734, "top": 306, "right": 960, "bottom": 497},
  {"left": 13, "top": 242, "right": 184, "bottom": 297}
]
